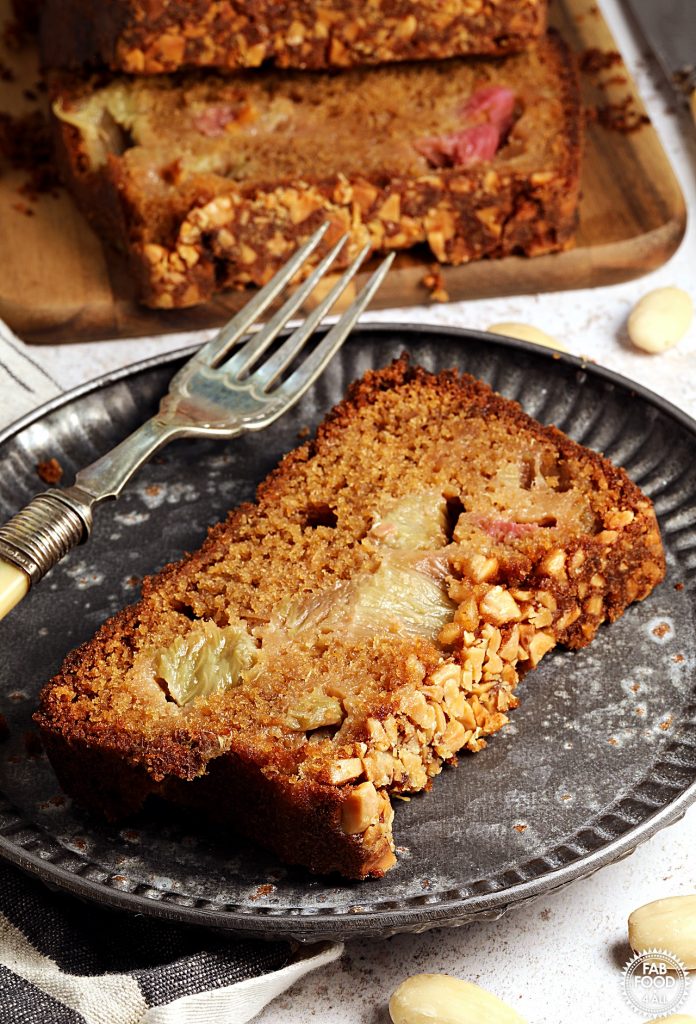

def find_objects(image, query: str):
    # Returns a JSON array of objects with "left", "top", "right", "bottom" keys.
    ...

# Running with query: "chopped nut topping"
[
  {"left": 479, "top": 586, "right": 522, "bottom": 625},
  {"left": 341, "top": 781, "right": 382, "bottom": 835}
]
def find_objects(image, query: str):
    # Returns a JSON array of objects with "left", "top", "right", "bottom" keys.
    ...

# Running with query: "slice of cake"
[
  {"left": 50, "top": 30, "right": 582, "bottom": 309},
  {"left": 36, "top": 357, "right": 665, "bottom": 879},
  {"left": 38, "top": 0, "right": 548, "bottom": 74}
]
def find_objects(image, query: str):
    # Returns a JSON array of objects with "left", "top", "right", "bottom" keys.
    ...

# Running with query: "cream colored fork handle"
[
  {"left": 0, "top": 560, "right": 29, "bottom": 619},
  {"left": 0, "top": 420, "right": 177, "bottom": 622},
  {"left": 0, "top": 490, "right": 89, "bottom": 623}
]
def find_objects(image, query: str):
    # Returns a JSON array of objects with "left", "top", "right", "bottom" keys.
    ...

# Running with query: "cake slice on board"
[
  {"left": 49, "top": 31, "right": 582, "bottom": 308},
  {"left": 36, "top": 358, "right": 664, "bottom": 878}
]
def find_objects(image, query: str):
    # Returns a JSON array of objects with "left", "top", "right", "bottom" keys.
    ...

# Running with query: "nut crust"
[{"left": 40, "top": 0, "right": 548, "bottom": 73}]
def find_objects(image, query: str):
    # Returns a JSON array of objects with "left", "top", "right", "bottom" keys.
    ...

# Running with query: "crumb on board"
[
  {"left": 422, "top": 266, "right": 450, "bottom": 303},
  {"left": 0, "top": 110, "right": 62, "bottom": 201},
  {"left": 579, "top": 48, "right": 622, "bottom": 75},
  {"left": 513, "top": 823, "right": 528, "bottom": 833},
  {"left": 11, "top": 200, "right": 34, "bottom": 216},
  {"left": 659, "top": 716, "right": 673, "bottom": 731},
  {"left": 652, "top": 621, "right": 671, "bottom": 638},
  {"left": 585, "top": 98, "right": 651, "bottom": 133},
  {"left": 674, "top": 582, "right": 684, "bottom": 591},
  {"left": 36, "top": 457, "right": 64, "bottom": 485}
]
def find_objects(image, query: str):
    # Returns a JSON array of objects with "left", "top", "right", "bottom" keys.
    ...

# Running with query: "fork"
[{"left": 0, "top": 225, "right": 394, "bottom": 620}]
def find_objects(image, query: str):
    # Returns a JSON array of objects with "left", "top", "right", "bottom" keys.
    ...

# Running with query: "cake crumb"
[
  {"left": 249, "top": 883, "right": 275, "bottom": 900},
  {"left": 12, "top": 201, "right": 34, "bottom": 216},
  {"left": 579, "top": 48, "right": 622, "bottom": 75},
  {"left": 0, "top": 110, "right": 62, "bottom": 201},
  {"left": 586, "top": 98, "right": 650, "bottom": 134},
  {"left": 422, "top": 267, "right": 450, "bottom": 303},
  {"left": 36, "top": 457, "right": 64, "bottom": 485}
]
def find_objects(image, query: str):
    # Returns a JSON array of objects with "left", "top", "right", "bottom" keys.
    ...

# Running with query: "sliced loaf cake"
[
  {"left": 36, "top": 358, "right": 664, "bottom": 878},
  {"left": 51, "top": 31, "right": 582, "bottom": 308}
]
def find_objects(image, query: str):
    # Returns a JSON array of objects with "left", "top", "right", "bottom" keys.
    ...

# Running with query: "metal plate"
[{"left": 0, "top": 325, "right": 694, "bottom": 942}]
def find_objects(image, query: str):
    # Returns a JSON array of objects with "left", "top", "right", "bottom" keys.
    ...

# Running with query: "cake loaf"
[
  {"left": 36, "top": 358, "right": 665, "bottom": 879},
  {"left": 51, "top": 31, "right": 582, "bottom": 309},
  {"left": 39, "top": 0, "right": 548, "bottom": 74}
]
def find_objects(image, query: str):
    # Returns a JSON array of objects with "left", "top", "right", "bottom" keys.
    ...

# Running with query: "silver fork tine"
[
  {"left": 250, "top": 243, "right": 372, "bottom": 393},
  {"left": 191, "top": 222, "right": 330, "bottom": 369},
  {"left": 221, "top": 233, "right": 348, "bottom": 379},
  {"left": 273, "top": 253, "right": 395, "bottom": 406}
]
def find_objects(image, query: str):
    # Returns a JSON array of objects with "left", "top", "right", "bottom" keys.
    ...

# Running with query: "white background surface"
[{"left": 10, "top": 0, "right": 695, "bottom": 1020}]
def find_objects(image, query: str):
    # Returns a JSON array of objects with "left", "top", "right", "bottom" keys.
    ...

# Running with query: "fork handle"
[
  {"left": 0, "top": 490, "right": 91, "bottom": 621},
  {"left": 0, "top": 418, "right": 182, "bottom": 621}
]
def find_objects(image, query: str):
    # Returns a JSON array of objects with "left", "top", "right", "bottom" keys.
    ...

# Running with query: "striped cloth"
[
  {"left": 0, "top": 322, "right": 343, "bottom": 1022},
  {"left": 0, "top": 321, "right": 61, "bottom": 430},
  {"left": 0, "top": 864, "right": 342, "bottom": 1023}
]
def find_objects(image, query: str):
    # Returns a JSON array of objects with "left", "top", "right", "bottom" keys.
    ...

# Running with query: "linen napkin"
[
  {"left": 0, "top": 320, "right": 61, "bottom": 425},
  {"left": 0, "top": 322, "right": 343, "bottom": 1023},
  {"left": 0, "top": 863, "right": 342, "bottom": 1024}
]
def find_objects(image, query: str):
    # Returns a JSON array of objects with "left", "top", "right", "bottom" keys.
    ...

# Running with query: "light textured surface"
[{"left": 4, "top": 0, "right": 695, "bottom": 1020}]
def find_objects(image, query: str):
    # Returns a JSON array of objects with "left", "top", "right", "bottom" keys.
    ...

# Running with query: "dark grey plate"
[{"left": 0, "top": 325, "right": 694, "bottom": 942}]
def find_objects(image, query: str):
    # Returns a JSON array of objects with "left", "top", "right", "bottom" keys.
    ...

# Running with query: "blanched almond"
[
  {"left": 627, "top": 287, "right": 693, "bottom": 353},
  {"left": 629, "top": 894, "right": 696, "bottom": 968},
  {"left": 487, "top": 322, "right": 566, "bottom": 352},
  {"left": 389, "top": 974, "right": 526, "bottom": 1024}
]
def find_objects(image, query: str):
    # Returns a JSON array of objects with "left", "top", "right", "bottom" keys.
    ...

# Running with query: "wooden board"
[{"left": 0, "top": 0, "right": 686, "bottom": 344}]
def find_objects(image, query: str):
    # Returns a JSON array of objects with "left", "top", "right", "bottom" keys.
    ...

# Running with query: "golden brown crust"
[
  {"left": 50, "top": 31, "right": 583, "bottom": 309},
  {"left": 36, "top": 357, "right": 664, "bottom": 879},
  {"left": 39, "top": 0, "right": 548, "bottom": 73}
]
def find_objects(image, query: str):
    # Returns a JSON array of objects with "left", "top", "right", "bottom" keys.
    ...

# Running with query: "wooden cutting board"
[{"left": 0, "top": 0, "right": 686, "bottom": 344}]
